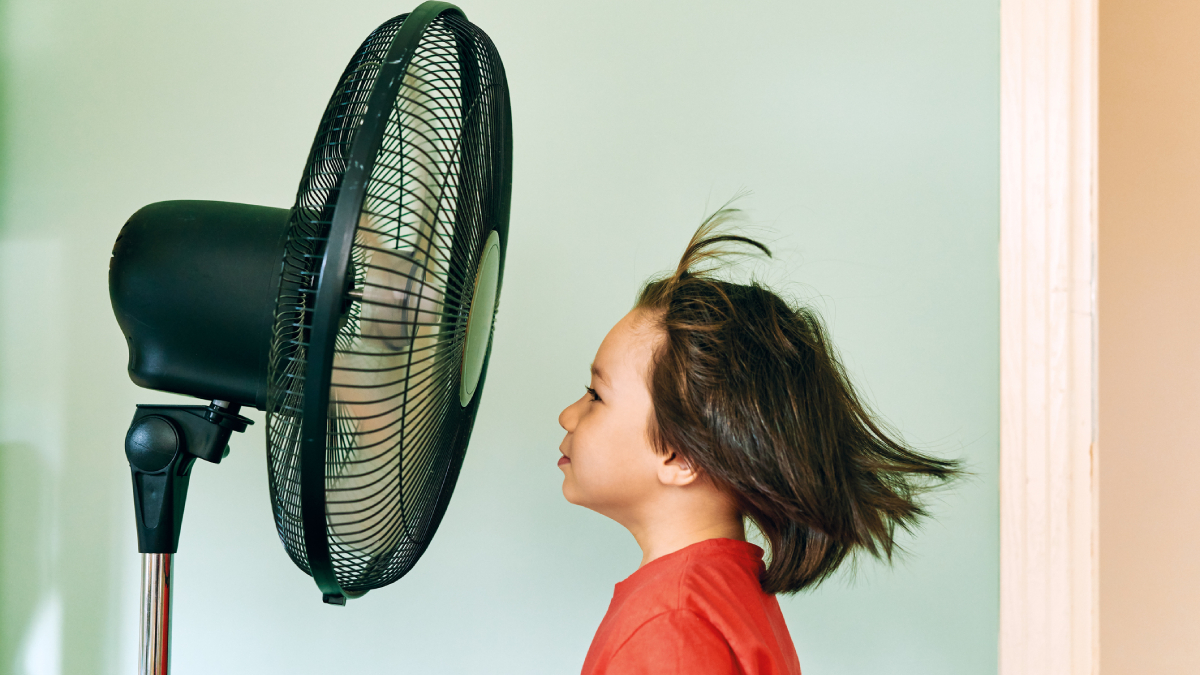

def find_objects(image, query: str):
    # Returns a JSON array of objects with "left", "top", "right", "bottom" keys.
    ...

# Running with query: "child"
[{"left": 557, "top": 206, "right": 960, "bottom": 675}]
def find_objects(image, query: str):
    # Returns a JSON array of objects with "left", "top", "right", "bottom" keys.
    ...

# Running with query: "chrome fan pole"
[
  {"left": 122, "top": 402, "right": 252, "bottom": 673},
  {"left": 140, "top": 553, "right": 173, "bottom": 675}
]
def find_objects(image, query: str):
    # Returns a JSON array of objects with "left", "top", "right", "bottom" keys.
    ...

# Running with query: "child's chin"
[
  {"left": 562, "top": 479, "right": 593, "bottom": 508},
  {"left": 561, "top": 481, "right": 580, "bottom": 505}
]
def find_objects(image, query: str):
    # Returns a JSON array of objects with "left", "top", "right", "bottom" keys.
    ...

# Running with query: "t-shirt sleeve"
[{"left": 600, "top": 610, "right": 740, "bottom": 675}]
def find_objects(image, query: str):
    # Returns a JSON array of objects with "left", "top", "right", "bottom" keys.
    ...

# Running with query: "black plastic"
[
  {"left": 110, "top": 201, "right": 290, "bottom": 410},
  {"left": 125, "top": 402, "right": 253, "bottom": 553}
]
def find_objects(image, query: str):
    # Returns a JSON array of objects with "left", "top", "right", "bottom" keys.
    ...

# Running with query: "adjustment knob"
[{"left": 125, "top": 416, "right": 181, "bottom": 472}]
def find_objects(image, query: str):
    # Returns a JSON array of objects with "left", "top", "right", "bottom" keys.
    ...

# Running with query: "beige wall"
[{"left": 1100, "top": 1, "right": 1200, "bottom": 672}]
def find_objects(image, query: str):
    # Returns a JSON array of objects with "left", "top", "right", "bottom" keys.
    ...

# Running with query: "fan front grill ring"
[{"left": 265, "top": 7, "right": 510, "bottom": 596}]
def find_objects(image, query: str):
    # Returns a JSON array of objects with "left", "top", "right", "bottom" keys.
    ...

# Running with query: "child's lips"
[{"left": 557, "top": 454, "right": 570, "bottom": 467}]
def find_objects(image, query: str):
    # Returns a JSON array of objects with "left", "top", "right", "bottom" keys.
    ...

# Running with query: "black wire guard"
[{"left": 266, "top": 1, "right": 512, "bottom": 603}]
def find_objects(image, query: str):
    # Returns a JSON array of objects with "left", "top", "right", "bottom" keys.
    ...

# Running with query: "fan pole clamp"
[{"left": 124, "top": 401, "right": 253, "bottom": 554}]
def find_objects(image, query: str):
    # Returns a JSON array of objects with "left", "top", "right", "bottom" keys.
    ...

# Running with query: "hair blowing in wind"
[{"left": 635, "top": 205, "right": 962, "bottom": 595}]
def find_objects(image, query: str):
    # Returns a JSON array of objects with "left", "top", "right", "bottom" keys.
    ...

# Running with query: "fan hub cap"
[{"left": 460, "top": 230, "right": 501, "bottom": 406}]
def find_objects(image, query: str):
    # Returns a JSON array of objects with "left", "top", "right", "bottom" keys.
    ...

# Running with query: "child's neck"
[{"left": 626, "top": 497, "right": 746, "bottom": 568}]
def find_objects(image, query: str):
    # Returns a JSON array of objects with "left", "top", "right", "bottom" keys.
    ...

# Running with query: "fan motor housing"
[{"left": 110, "top": 200, "right": 289, "bottom": 410}]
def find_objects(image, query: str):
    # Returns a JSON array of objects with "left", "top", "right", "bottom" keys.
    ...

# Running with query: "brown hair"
[{"left": 636, "top": 205, "right": 961, "bottom": 595}]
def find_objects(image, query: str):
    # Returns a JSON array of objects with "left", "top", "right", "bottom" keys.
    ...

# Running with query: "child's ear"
[{"left": 657, "top": 451, "right": 699, "bottom": 487}]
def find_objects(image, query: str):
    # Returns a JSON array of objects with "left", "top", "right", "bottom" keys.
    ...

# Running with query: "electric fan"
[{"left": 108, "top": 3, "right": 510, "bottom": 673}]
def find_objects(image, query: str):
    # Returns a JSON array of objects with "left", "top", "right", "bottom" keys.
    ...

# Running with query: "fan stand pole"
[
  {"left": 124, "top": 401, "right": 252, "bottom": 675},
  {"left": 139, "top": 553, "right": 173, "bottom": 675}
]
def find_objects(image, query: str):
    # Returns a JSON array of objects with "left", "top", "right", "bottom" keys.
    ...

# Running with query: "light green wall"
[{"left": 0, "top": 0, "right": 999, "bottom": 673}]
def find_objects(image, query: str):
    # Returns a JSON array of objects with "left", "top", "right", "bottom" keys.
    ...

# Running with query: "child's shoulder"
[
  {"left": 619, "top": 538, "right": 766, "bottom": 616},
  {"left": 585, "top": 538, "right": 799, "bottom": 675}
]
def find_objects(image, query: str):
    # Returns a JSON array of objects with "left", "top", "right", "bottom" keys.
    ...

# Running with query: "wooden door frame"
[{"left": 999, "top": 0, "right": 1098, "bottom": 673}]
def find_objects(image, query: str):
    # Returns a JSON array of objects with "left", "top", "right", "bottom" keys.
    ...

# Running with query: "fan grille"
[{"left": 266, "top": 9, "right": 509, "bottom": 594}]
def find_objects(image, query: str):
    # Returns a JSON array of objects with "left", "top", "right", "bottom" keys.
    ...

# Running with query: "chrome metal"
[{"left": 139, "top": 553, "right": 173, "bottom": 675}]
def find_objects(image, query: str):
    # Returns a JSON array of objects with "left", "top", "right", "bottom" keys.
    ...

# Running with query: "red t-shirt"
[{"left": 581, "top": 538, "right": 802, "bottom": 675}]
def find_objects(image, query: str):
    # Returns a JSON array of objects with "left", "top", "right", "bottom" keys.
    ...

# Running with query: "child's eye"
[{"left": 584, "top": 386, "right": 601, "bottom": 403}]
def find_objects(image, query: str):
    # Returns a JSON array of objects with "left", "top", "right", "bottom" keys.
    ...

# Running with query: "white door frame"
[{"left": 999, "top": 0, "right": 1098, "bottom": 673}]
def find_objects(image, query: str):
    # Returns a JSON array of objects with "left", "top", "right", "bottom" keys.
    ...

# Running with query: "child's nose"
[{"left": 558, "top": 398, "right": 580, "bottom": 432}]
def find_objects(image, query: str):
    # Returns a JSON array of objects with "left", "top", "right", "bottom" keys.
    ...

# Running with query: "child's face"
[{"left": 557, "top": 309, "right": 664, "bottom": 520}]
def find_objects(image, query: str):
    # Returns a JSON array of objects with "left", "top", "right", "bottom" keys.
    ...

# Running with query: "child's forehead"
[{"left": 593, "top": 310, "right": 661, "bottom": 385}]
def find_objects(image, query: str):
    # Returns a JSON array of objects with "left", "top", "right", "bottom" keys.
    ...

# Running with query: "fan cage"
[{"left": 265, "top": 9, "right": 509, "bottom": 595}]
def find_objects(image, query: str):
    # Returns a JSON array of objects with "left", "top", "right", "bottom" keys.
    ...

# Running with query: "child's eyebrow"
[{"left": 590, "top": 364, "right": 608, "bottom": 385}]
